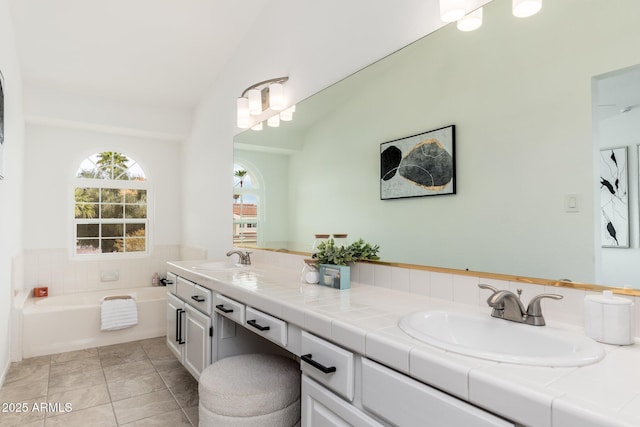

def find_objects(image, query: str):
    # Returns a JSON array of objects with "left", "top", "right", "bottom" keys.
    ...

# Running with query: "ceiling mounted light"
[
  {"left": 236, "top": 76, "right": 289, "bottom": 129},
  {"left": 251, "top": 122, "right": 263, "bottom": 131},
  {"left": 439, "top": 0, "right": 466, "bottom": 23},
  {"left": 512, "top": 0, "right": 542, "bottom": 18},
  {"left": 457, "top": 7, "right": 483, "bottom": 31}
]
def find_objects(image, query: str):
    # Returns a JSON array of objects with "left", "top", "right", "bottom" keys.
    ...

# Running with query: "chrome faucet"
[
  {"left": 478, "top": 284, "right": 563, "bottom": 326},
  {"left": 226, "top": 250, "right": 252, "bottom": 265}
]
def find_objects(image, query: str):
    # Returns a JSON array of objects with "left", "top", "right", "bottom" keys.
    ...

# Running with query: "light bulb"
[
  {"left": 457, "top": 7, "right": 483, "bottom": 32},
  {"left": 251, "top": 122, "right": 263, "bottom": 131},
  {"left": 267, "top": 114, "right": 280, "bottom": 127},
  {"left": 512, "top": 0, "right": 542, "bottom": 18},
  {"left": 247, "top": 89, "right": 262, "bottom": 115},
  {"left": 280, "top": 105, "right": 295, "bottom": 121},
  {"left": 269, "top": 83, "right": 285, "bottom": 111},
  {"left": 439, "top": 0, "right": 466, "bottom": 23},
  {"left": 236, "top": 97, "right": 250, "bottom": 129}
]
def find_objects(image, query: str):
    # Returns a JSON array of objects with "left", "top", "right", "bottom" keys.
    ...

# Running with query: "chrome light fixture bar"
[{"left": 237, "top": 76, "right": 290, "bottom": 129}]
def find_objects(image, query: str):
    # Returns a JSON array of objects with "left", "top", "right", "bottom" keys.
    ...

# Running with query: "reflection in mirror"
[
  {"left": 234, "top": 0, "right": 640, "bottom": 289},
  {"left": 593, "top": 64, "right": 640, "bottom": 287}
]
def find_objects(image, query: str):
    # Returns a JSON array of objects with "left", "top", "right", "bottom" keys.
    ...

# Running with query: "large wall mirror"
[{"left": 234, "top": 0, "right": 640, "bottom": 290}]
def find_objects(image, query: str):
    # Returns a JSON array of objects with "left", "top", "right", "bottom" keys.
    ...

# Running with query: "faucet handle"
[
  {"left": 478, "top": 283, "right": 499, "bottom": 293},
  {"left": 526, "top": 294, "right": 563, "bottom": 316}
]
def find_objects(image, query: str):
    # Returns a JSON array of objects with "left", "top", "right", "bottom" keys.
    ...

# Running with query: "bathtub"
[{"left": 21, "top": 286, "right": 167, "bottom": 358}]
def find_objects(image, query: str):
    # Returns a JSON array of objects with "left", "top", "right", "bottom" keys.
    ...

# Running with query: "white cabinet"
[
  {"left": 361, "top": 358, "right": 514, "bottom": 427},
  {"left": 166, "top": 277, "right": 213, "bottom": 379},
  {"left": 301, "top": 331, "right": 354, "bottom": 402},
  {"left": 302, "top": 375, "right": 383, "bottom": 427},
  {"left": 245, "top": 306, "right": 288, "bottom": 347},
  {"left": 166, "top": 292, "right": 185, "bottom": 360},
  {"left": 183, "top": 304, "right": 212, "bottom": 378}
]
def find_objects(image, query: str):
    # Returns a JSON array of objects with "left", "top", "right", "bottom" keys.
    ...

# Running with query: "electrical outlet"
[{"left": 100, "top": 270, "right": 120, "bottom": 282}]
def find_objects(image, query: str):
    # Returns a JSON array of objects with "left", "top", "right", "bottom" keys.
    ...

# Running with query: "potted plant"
[{"left": 313, "top": 238, "right": 380, "bottom": 289}]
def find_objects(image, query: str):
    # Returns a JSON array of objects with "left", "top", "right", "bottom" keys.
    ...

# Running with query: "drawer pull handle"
[
  {"left": 247, "top": 319, "right": 270, "bottom": 331},
  {"left": 216, "top": 304, "right": 234, "bottom": 313},
  {"left": 301, "top": 354, "right": 336, "bottom": 374},
  {"left": 191, "top": 295, "right": 206, "bottom": 302}
]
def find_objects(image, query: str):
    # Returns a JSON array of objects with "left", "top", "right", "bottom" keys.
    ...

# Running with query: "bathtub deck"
[{"left": 0, "top": 337, "right": 198, "bottom": 426}]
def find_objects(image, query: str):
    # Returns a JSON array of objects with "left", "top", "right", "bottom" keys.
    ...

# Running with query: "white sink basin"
[{"left": 399, "top": 310, "right": 605, "bottom": 367}]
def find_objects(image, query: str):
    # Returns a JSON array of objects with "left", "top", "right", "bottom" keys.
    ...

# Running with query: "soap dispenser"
[{"left": 584, "top": 291, "right": 635, "bottom": 345}]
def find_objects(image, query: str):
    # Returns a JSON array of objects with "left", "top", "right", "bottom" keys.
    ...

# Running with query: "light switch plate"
[{"left": 565, "top": 194, "right": 580, "bottom": 213}]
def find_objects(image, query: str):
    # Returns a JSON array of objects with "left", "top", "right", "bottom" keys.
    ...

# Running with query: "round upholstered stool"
[{"left": 199, "top": 353, "right": 301, "bottom": 426}]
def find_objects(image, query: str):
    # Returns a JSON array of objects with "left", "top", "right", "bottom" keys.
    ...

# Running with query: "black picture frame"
[{"left": 380, "top": 125, "right": 455, "bottom": 200}]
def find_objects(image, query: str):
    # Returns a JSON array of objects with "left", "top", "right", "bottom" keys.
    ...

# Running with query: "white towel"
[{"left": 101, "top": 298, "right": 138, "bottom": 331}]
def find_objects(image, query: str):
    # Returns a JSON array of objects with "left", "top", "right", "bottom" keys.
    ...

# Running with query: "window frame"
[
  {"left": 73, "top": 168, "right": 151, "bottom": 260},
  {"left": 233, "top": 163, "right": 263, "bottom": 247}
]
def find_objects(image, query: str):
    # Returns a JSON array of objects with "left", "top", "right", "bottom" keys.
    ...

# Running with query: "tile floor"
[{"left": 0, "top": 337, "right": 198, "bottom": 427}]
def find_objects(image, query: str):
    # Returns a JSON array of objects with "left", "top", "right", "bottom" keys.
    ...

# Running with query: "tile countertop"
[{"left": 167, "top": 260, "right": 640, "bottom": 427}]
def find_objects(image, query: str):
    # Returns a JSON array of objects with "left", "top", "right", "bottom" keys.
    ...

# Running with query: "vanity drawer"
[
  {"left": 176, "top": 277, "right": 212, "bottom": 315},
  {"left": 361, "top": 358, "right": 514, "bottom": 427},
  {"left": 214, "top": 294, "right": 245, "bottom": 324},
  {"left": 190, "top": 284, "right": 212, "bottom": 315},
  {"left": 245, "top": 307, "right": 287, "bottom": 347},
  {"left": 301, "top": 331, "right": 354, "bottom": 401},
  {"left": 163, "top": 272, "right": 177, "bottom": 294}
]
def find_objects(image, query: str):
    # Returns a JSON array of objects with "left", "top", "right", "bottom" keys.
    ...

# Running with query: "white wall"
[
  {"left": 182, "top": 0, "right": 491, "bottom": 259},
  {"left": 21, "top": 123, "right": 182, "bottom": 293},
  {"left": 0, "top": 0, "right": 25, "bottom": 376}
]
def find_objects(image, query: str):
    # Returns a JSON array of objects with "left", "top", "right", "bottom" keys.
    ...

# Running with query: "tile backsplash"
[
  {"left": 22, "top": 245, "right": 205, "bottom": 296},
  {"left": 249, "top": 249, "right": 640, "bottom": 338}
]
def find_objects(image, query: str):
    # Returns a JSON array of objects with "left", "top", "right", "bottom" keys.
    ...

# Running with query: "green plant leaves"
[{"left": 314, "top": 238, "right": 380, "bottom": 266}]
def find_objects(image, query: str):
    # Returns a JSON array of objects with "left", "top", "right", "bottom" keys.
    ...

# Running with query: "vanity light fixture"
[
  {"left": 236, "top": 76, "right": 289, "bottom": 129},
  {"left": 236, "top": 97, "right": 250, "bottom": 129},
  {"left": 441, "top": 0, "right": 541, "bottom": 32},
  {"left": 439, "top": 0, "right": 466, "bottom": 22},
  {"left": 512, "top": 0, "right": 542, "bottom": 18},
  {"left": 457, "top": 7, "right": 483, "bottom": 31},
  {"left": 267, "top": 114, "right": 280, "bottom": 128},
  {"left": 280, "top": 105, "right": 296, "bottom": 121}
]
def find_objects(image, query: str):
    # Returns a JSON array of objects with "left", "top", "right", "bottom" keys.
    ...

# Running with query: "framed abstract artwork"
[
  {"left": 600, "top": 147, "right": 628, "bottom": 248},
  {"left": 380, "top": 125, "right": 455, "bottom": 200}
]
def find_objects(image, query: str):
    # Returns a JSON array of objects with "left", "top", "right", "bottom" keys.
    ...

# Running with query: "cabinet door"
[
  {"left": 166, "top": 293, "right": 184, "bottom": 361},
  {"left": 362, "top": 358, "right": 514, "bottom": 427},
  {"left": 184, "top": 304, "right": 212, "bottom": 379},
  {"left": 302, "top": 376, "right": 383, "bottom": 427}
]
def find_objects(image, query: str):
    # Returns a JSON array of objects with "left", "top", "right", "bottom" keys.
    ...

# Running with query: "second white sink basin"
[{"left": 399, "top": 310, "right": 605, "bottom": 367}]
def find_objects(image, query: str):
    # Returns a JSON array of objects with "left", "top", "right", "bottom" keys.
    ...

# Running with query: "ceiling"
[{"left": 9, "top": 0, "right": 270, "bottom": 112}]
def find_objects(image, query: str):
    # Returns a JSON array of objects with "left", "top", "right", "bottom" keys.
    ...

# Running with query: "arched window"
[
  {"left": 74, "top": 152, "right": 149, "bottom": 256},
  {"left": 233, "top": 163, "right": 260, "bottom": 247}
]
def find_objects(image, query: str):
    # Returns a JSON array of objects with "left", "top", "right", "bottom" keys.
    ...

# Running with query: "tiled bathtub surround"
[
  {"left": 21, "top": 245, "right": 206, "bottom": 296},
  {"left": 248, "top": 249, "right": 640, "bottom": 338},
  {"left": 0, "top": 338, "right": 198, "bottom": 426}
]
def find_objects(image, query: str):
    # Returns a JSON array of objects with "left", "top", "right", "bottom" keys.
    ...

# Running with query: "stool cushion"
[{"left": 199, "top": 353, "right": 300, "bottom": 417}]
